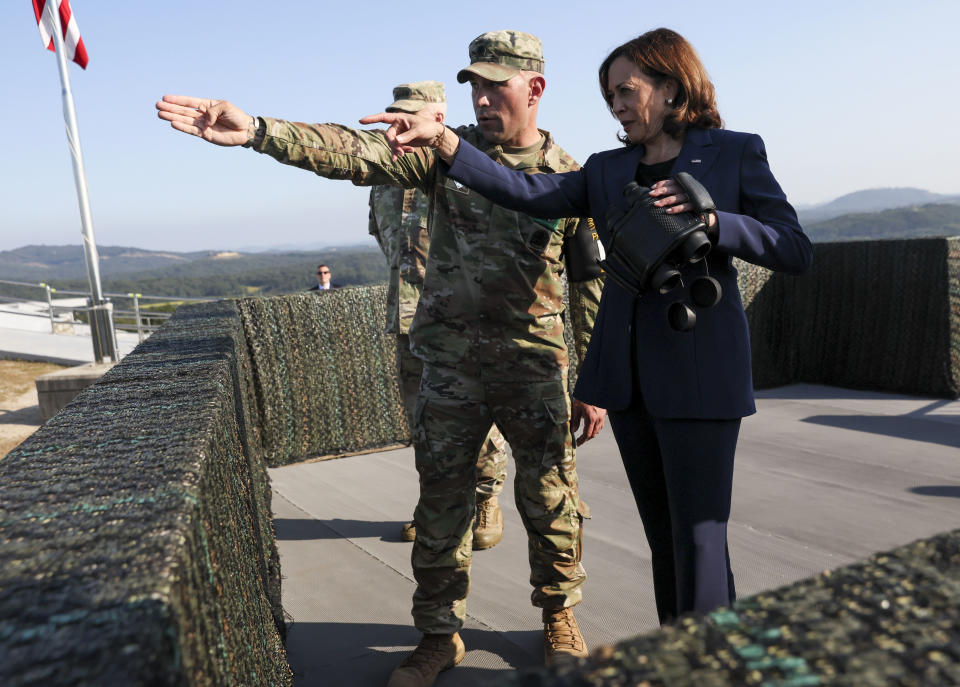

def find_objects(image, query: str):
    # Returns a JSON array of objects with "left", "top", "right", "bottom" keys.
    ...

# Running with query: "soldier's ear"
[
  {"left": 527, "top": 74, "right": 545, "bottom": 106},
  {"left": 434, "top": 111, "right": 446, "bottom": 124}
]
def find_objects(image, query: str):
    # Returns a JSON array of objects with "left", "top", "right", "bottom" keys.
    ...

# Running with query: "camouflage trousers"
[
  {"left": 410, "top": 362, "right": 586, "bottom": 635},
  {"left": 397, "top": 335, "right": 506, "bottom": 497}
]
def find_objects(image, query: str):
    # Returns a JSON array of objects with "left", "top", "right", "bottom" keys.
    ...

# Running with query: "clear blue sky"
[{"left": 1, "top": 0, "right": 957, "bottom": 253}]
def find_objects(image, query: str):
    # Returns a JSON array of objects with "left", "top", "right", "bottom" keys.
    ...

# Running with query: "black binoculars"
[{"left": 602, "top": 173, "right": 722, "bottom": 331}]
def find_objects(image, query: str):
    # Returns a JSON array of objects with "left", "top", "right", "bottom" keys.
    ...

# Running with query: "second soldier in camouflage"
[{"left": 367, "top": 81, "right": 509, "bottom": 548}]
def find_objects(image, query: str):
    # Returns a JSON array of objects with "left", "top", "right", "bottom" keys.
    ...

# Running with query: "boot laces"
[
  {"left": 545, "top": 609, "right": 583, "bottom": 652},
  {"left": 476, "top": 499, "right": 493, "bottom": 529}
]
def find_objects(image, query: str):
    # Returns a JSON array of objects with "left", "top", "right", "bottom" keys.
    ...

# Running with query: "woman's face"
[{"left": 605, "top": 56, "right": 676, "bottom": 145}]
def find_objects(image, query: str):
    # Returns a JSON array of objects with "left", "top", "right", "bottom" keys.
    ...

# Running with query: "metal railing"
[{"left": 0, "top": 279, "right": 217, "bottom": 342}]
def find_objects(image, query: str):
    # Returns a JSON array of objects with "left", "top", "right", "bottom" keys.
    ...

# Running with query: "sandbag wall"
[
  {"left": 738, "top": 236, "right": 960, "bottom": 397},
  {"left": 499, "top": 527, "right": 960, "bottom": 686},
  {"left": 0, "top": 301, "right": 291, "bottom": 686}
]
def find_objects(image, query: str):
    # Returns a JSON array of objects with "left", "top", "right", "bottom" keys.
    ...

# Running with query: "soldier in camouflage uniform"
[
  {"left": 368, "top": 81, "right": 509, "bottom": 549},
  {"left": 157, "top": 29, "right": 606, "bottom": 687}
]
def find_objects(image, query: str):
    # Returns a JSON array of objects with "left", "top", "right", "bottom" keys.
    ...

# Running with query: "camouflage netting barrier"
[
  {"left": 2, "top": 237, "right": 955, "bottom": 684},
  {"left": 237, "top": 287, "right": 409, "bottom": 466},
  {"left": 233, "top": 239, "right": 959, "bottom": 468},
  {"left": 0, "top": 301, "right": 291, "bottom": 686},
  {"left": 738, "top": 236, "right": 960, "bottom": 397},
  {"left": 237, "top": 284, "right": 580, "bottom": 468},
  {"left": 499, "top": 528, "right": 960, "bottom": 687}
]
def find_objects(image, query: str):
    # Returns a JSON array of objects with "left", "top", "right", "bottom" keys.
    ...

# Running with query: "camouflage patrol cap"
[
  {"left": 386, "top": 81, "right": 446, "bottom": 113},
  {"left": 456, "top": 30, "right": 545, "bottom": 84}
]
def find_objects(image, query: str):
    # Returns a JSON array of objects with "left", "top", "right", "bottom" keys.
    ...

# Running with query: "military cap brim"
[
  {"left": 456, "top": 62, "right": 522, "bottom": 84},
  {"left": 386, "top": 99, "right": 428, "bottom": 113}
]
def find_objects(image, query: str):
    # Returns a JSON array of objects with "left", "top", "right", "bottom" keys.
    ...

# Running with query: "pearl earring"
[{"left": 666, "top": 98, "right": 674, "bottom": 105}]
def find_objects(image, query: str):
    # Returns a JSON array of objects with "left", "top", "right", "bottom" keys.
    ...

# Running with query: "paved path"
[
  {"left": 270, "top": 384, "right": 960, "bottom": 687},
  {"left": 0, "top": 326, "right": 140, "bottom": 365}
]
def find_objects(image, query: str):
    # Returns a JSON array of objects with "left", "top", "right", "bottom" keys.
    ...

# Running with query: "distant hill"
[
  {"left": 799, "top": 188, "right": 960, "bottom": 224},
  {"left": 0, "top": 245, "right": 210, "bottom": 281},
  {"left": 804, "top": 203, "right": 960, "bottom": 243},
  {"left": 0, "top": 244, "right": 387, "bottom": 299}
]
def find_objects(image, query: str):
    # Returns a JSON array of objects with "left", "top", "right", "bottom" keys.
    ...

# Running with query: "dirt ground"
[{"left": 0, "top": 360, "right": 65, "bottom": 459}]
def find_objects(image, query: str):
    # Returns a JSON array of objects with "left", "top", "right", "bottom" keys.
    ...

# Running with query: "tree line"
[{"left": 1, "top": 250, "right": 388, "bottom": 302}]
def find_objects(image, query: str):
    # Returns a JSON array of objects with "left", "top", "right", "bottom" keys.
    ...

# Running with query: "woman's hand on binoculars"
[{"left": 649, "top": 179, "right": 717, "bottom": 227}]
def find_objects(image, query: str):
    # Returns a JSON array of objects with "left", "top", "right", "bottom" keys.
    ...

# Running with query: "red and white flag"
[{"left": 32, "top": 0, "right": 88, "bottom": 70}]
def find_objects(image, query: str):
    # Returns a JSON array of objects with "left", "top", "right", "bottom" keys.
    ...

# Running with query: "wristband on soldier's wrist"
[{"left": 242, "top": 116, "right": 266, "bottom": 148}]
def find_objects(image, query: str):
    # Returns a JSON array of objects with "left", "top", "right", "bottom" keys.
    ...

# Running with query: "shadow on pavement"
[
  {"left": 274, "top": 517, "right": 409, "bottom": 543},
  {"left": 909, "top": 485, "right": 960, "bottom": 499},
  {"left": 0, "top": 405, "right": 42, "bottom": 426},
  {"left": 284, "top": 621, "right": 536, "bottom": 687},
  {"left": 801, "top": 414, "right": 960, "bottom": 450}
]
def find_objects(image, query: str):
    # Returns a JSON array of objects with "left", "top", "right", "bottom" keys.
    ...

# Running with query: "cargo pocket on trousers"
[
  {"left": 543, "top": 394, "right": 570, "bottom": 426},
  {"left": 540, "top": 394, "right": 572, "bottom": 480}
]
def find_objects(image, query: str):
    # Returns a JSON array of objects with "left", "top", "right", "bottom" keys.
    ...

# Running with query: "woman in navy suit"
[{"left": 366, "top": 28, "right": 812, "bottom": 624}]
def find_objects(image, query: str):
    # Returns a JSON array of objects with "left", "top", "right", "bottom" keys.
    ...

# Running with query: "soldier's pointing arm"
[
  {"left": 156, "top": 95, "right": 434, "bottom": 189},
  {"left": 156, "top": 95, "right": 254, "bottom": 147},
  {"left": 252, "top": 120, "right": 432, "bottom": 189}
]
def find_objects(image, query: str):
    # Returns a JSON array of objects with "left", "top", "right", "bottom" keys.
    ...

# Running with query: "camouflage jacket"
[
  {"left": 253, "top": 119, "right": 603, "bottom": 381},
  {"left": 368, "top": 186, "right": 430, "bottom": 335}
]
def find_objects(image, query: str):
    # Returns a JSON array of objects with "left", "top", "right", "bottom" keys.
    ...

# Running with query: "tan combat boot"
[
  {"left": 543, "top": 607, "right": 588, "bottom": 663},
  {"left": 387, "top": 632, "right": 465, "bottom": 687},
  {"left": 472, "top": 495, "right": 504, "bottom": 550},
  {"left": 400, "top": 521, "right": 416, "bottom": 542}
]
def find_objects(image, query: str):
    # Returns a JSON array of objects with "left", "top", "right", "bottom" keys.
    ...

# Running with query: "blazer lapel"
[
  {"left": 609, "top": 146, "right": 643, "bottom": 198},
  {"left": 606, "top": 145, "right": 645, "bottom": 207},
  {"left": 671, "top": 128, "right": 719, "bottom": 181}
]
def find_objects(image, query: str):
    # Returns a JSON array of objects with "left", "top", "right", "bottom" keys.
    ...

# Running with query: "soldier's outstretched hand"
[
  {"left": 156, "top": 95, "right": 254, "bottom": 147},
  {"left": 360, "top": 111, "right": 459, "bottom": 161}
]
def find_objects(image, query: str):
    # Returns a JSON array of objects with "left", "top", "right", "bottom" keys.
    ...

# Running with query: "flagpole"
[{"left": 46, "top": 0, "right": 118, "bottom": 363}]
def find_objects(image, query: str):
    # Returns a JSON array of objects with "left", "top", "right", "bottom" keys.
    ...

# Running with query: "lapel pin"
[{"left": 691, "top": 159, "right": 701, "bottom": 164}]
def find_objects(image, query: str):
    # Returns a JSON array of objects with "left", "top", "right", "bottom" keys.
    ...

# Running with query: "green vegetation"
[
  {"left": 804, "top": 203, "right": 960, "bottom": 243},
  {"left": 0, "top": 246, "right": 388, "bottom": 300}
]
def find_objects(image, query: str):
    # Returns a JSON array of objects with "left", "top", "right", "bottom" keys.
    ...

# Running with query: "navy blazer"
[{"left": 445, "top": 127, "right": 812, "bottom": 418}]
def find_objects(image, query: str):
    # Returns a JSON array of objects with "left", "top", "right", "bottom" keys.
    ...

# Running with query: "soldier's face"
[{"left": 470, "top": 74, "right": 532, "bottom": 146}]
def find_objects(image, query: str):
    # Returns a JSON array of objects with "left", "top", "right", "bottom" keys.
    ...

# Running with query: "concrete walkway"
[
  {"left": 0, "top": 326, "right": 140, "bottom": 365},
  {"left": 270, "top": 384, "right": 960, "bottom": 686}
]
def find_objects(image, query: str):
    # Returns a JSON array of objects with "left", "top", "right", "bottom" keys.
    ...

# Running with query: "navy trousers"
[{"left": 608, "top": 401, "right": 740, "bottom": 624}]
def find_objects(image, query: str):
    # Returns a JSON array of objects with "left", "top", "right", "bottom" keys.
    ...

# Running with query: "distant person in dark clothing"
[{"left": 308, "top": 264, "right": 338, "bottom": 291}]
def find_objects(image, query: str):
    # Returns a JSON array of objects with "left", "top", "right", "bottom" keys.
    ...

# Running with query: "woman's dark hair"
[{"left": 599, "top": 28, "right": 722, "bottom": 144}]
